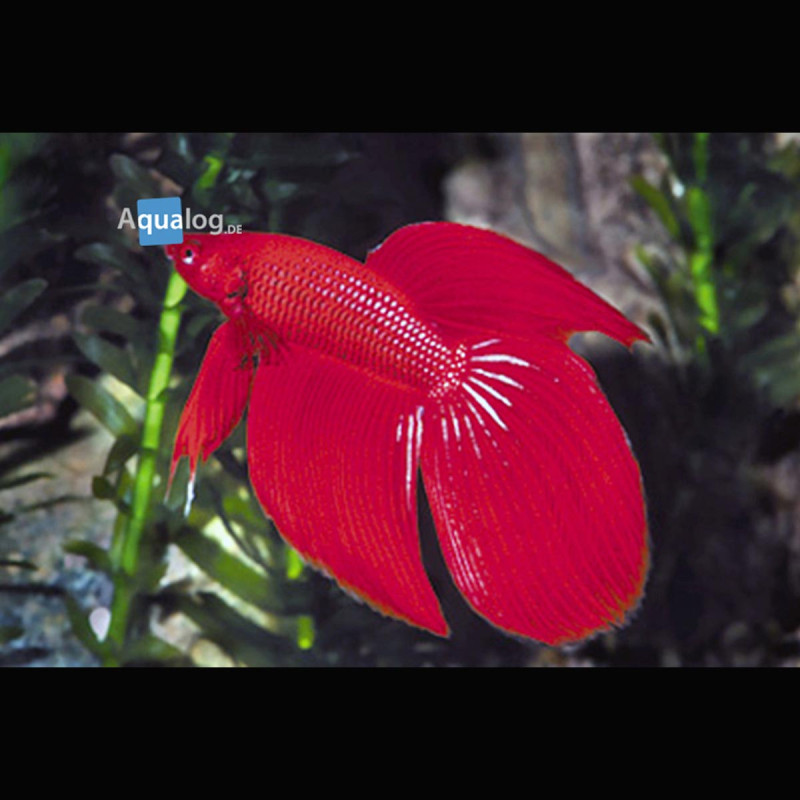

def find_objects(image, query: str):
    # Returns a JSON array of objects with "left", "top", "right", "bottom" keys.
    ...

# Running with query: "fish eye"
[{"left": 181, "top": 238, "right": 203, "bottom": 265}]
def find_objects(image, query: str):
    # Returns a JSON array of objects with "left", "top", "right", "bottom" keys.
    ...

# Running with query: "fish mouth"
[{"left": 164, "top": 243, "right": 182, "bottom": 261}]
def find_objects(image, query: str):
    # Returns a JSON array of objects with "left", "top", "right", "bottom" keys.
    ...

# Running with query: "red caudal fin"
[
  {"left": 246, "top": 345, "right": 449, "bottom": 635},
  {"left": 421, "top": 336, "right": 649, "bottom": 645},
  {"left": 366, "top": 222, "right": 649, "bottom": 348},
  {"left": 170, "top": 321, "right": 255, "bottom": 494}
]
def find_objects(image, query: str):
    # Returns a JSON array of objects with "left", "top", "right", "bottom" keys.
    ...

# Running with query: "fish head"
[{"left": 165, "top": 233, "right": 244, "bottom": 308}]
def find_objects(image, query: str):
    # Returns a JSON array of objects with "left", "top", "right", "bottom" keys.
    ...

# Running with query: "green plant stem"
[
  {"left": 124, "top": 269, "right": 187, "bottom": 571},
  {"left": 106, "top": 268, "right": 187, "bottom": 655},
  {"left": 687, "top": 133, "right": 720, "bottom": 351}
]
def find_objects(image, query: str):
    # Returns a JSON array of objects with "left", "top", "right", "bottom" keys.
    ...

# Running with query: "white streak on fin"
[
  {"left": 463, "top": 382, "right": 508, "bottom": 431},
  {"left": 183, "top": 471, "right": 196, "bottom": 518},
  {"left": 405, "top": 412, "right": 415, "bottom": 509},
  {"left": 452, "top": 408, "right": 461, "bottom": 441},
  {"left": 404, "top": 406, "right": 424, "bottom": 510},
  {"left": 472, "top": 367, "right": 524, "bottom": 390},
  {"left": 472, "top": 353, "right": 532, "bottom": 368},
  {"left": 468, "top": 376, "right": 512, "bottom": 407},
  {"left": 472, "top": 338, "right": 501, "bottom": 350},
  {"left": 462, "top": 412, "right": 482, "bottom": 460}
]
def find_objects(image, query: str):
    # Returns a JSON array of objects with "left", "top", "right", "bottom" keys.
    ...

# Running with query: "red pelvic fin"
[
  {"left": 170, "top": 321, "right": 255, "bottom": 492},
  {"left": 366, "top": 222, "right": 649, "bottom": 347},
  {"left": 421, "top": 336, "right": 649, "bottom": 645},
  {"left": 246, "top": 346, "right": 448, "bottom": 635}
]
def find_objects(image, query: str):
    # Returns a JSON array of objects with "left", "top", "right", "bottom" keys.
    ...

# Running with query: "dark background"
[{"left": 1, "top": 132, "right": 799, "bottom": 667}]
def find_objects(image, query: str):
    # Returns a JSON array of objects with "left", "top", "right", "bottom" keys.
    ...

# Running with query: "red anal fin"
[
  {"left": 421, "top": 336, "right": 649, "bottom": 645},
  {"left": 247, "top": 345, "right": 448, "bottom": 635},
  {"left": 170, "top": 320, "right": 255, "bottom": 494},
  {"left": 366, "top": 222, "right": 649, "bottom": 348}
]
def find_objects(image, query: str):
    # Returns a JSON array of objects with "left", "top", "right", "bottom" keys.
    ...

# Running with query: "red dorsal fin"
[{"left": 366, "top": 222, "right": 648, "bottom": 347}]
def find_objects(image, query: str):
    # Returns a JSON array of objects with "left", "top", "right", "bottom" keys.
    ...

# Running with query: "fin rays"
[
  {"left": 421, "top": 336, "right": 648, "bottom": 644},
  {"left": 246, "top": 347, "right": 448, "bottom": 635}
]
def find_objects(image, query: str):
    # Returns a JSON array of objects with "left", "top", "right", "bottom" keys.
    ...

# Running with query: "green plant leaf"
[
  {"left": 0, "top": 278, "right": 47, "bottom": 333},
  {"left": 91, "top": 475, "right": 118, "bottom": 503},
  {"left": 62, "top": 592, "right": 110, "bottom": 660},
  {"left": 630, "top": 175, "right": 681, "bottom": 239},
  {"left": 163, "top": 590, "right": 312, "bottom": 667},
  {"left": 0, "top": 557, "right": 38, "bottom": 570},
  {"left": 103, "top": 433, "right": 139, "bottom": 475},
  {"left": 740, "top": 332, "right": 800, "bottom": 371},
  {"left": 746, "top": 361, "right": 800, "bottom": 406},
  {"left": 75, "top": 242, "right": 157, "bottom": 305},
  {"left": 730, "top": 300, "right": 768, "bottom": 333},
  {"left": 109, "top": 153, "right": 161, "bottom": 204},
  {"left": 193, "top": 154, "right": 224, "bottom": 202},
  {"left": 65, "top": 374, "right": 138, "bottom": 438},
  {"left": 220, "top": 492, "right": 268, "bottom": 530},
  {"left": 63, "top": 539, "right": 112, "bottom": 573},
  {"left": 174, "top": 526, "right": 305, "bottom": 613},
  {"left": 0, "top": 374, "right": 36, "bottom": 417},
  {"left": 0, "top": 625, "right": 24, "bottom": 645},
  {"left": 295, "top": 615, "right": 315, "bottom": 650},
  {"left": 121, "top": 633, "right": 192, "bottom": 666},
  {"left": 73, "top": 331, "right": 140, "bottom": 393},
  {"left": 0, "top": 472, "right": 50, "bottom": 492},
  {"left": 0, "top": 625, "right": 25, "bottom": 645},
  {"left": 81, "top": 304, "right": 146, "bottom": 347}
]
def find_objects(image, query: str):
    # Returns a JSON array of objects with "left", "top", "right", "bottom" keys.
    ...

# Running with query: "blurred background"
[{"left": 1, "top": 131, "right": 799, "bottom": 667}]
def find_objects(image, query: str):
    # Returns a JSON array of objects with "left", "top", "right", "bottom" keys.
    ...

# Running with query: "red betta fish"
[{"left": 165, "top": 222, "right": 649, "bottom": 646}]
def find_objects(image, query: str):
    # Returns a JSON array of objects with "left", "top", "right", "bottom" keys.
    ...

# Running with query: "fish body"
[
  {"left": 184, "top": 231, "right": 460, "bottom": 395},
  {"left": 166, "top": 222, "right": 649, "bottom": 645}
]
